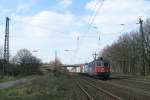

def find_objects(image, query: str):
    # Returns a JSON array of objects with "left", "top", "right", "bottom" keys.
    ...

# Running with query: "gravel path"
[{"left": 0, "top": 76, "right": 35, "bottom": 90}]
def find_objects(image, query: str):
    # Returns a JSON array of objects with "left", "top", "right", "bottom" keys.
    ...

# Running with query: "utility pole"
[
  {"left": 93, "top": 26, "right": 101, "bottom": 53},
  {"left": 3, "top": 17, "right": 10, "bottom": 75},
  {"left": 98, "top": 34, "right": 101, "bottom": 52},
  {"left": 76, "top": 36, "right": 79, "bottom": 51},
  {"left": 139, "top": 18, "right": 146, "bottom": 75},
  {"left": 55, "top": 50, "right": 57, "bottom": 67}
]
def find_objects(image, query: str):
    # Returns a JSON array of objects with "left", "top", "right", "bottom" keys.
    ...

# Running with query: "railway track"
[
  {"left": 82, "top": 79, "right": 123, "bottom": 100},
  {"left": 110, "top": 74, "right": 150, "bottom": 92},
  {"left": 123, "top": 78, "right": 150, "bottom": 84},
  {"left": 111, "top": 74, "right": 150, "bottom": 84},
  {"left": 107, "top": 75, "right": 150, "bottom": 92},
  {"left": 73, "top": 76, "right": 123, "bottom": 100},
  {"left": 108, "top": 78, "right": 150, "bottom": 94},
  {"left": 83, "top": 76, "right": 150, "bottom": 100},
  {"left": 74, "top": 79, "right": 93, "bottom": 100}
]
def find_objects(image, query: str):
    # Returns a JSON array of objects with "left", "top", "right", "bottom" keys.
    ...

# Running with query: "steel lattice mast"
[{"left": 3, "top": 17, "right": 10, "bottom": 74}]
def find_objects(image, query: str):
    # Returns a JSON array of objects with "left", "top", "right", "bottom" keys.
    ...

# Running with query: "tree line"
[
  {"left": 0, "top": 49, "right": 42, "bottom": 76},
  {"left": 101, "top": 18, "right": 150, "bottom": 76}
]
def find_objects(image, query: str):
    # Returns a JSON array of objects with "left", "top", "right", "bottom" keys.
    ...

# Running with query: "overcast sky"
[{"left": 0, "top": 0, "right": 150, "bottom": 64}]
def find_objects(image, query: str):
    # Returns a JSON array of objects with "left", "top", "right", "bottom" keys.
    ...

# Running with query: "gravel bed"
[
  {"left": 75, "top": 77, "right": 117, "bottom": 100},
  {"left": 108, "top": 78, "right": 150, "bottom": 93},
  {"left": 83, "top": 76, "right": 150, "bottom": 100},
  {"left": 71, "top": 79, "right": 91, "bottom": 100}
]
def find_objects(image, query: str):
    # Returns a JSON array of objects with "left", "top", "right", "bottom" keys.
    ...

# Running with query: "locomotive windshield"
[
  {"left": 96, "top": 61, "right": 110, "bottom": 67},
  {"left": 97, "top": 61, "right": 102, "bottom": 66},
  {"left": 104, "top": 62, "right": 110, "bottom": 67},
  {"left": 96, "top": 61, "right": 104, "bottom": 66}
]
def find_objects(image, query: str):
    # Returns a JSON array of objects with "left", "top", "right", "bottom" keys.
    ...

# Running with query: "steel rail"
[
  {"left": 83, "top": 78, "right": 124, "bottom": 100},
  {"left": 123, "top": 78, "right": 150, "bottom": 84},
  {"left": 74, "top": 79, "right": 94, "bottom": 100}
]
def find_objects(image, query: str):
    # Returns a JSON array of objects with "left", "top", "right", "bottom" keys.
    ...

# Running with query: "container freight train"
[{"left": 71, "top": 58, "right": 111, "bottom": 78}]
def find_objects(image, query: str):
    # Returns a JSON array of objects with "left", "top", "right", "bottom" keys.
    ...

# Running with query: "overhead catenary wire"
[
  {"left": 87, "top": 0, "right": 104, "bottom": 30},
  {"left": 4, "top": 18, "right": 82, "bottom": 41},
  {"left": 11, "top": 18, "right": 71, "bottom": 35},
  {"left": 77, "top": 0, "right": 105, "bottom": 55},
  {"left": 86, "top": 0, "right": 102, "bottom": 30},
  {"left": 7, "top": 15, "right": 135, "bottom": 40},
  {"left": 76, "top": 0, "right": 105, "bottom": 62}
]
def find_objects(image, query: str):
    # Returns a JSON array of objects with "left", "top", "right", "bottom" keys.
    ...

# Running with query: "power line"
[
  {"left": 78, "top": 0, "right": 105, "bottom": 53},
  {"left": 86, "top": 0, "right": 101, "bottom": 29},
  {"left": 12, "top": 18, "right": 69, "bottom": 35},
  {"left": 87, "top": 0, "right": 104, "bottom": 30}
]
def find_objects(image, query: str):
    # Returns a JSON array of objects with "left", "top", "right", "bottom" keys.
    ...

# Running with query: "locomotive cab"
[{"left": 95, "top": 59, "right": 110, "bottom": 78}]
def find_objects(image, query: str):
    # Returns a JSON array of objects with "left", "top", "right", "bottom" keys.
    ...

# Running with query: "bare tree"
[
  {"left": 144, "top": 18, "right": 150, "bottom": 74},
  {"left": 49, "top": 58, "right": 64, "bottom": 76},
  {"left": 101, "top": 31, "right": 148, "bottom": 75},
  {"left": 101, "top": 17, "right": 150, "bottom": 76},
  {"left": 12, "top": 49, "right": 42, "bottom": 75}
]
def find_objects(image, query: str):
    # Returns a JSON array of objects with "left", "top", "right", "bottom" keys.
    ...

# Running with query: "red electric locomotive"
[{"left": 87, "top": 57, "right": 110, "bottom": 78}]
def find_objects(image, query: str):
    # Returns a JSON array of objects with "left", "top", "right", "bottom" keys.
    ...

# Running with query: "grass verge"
[{"left": 0, "top": 72, "right": 74, "bottom": 100}]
